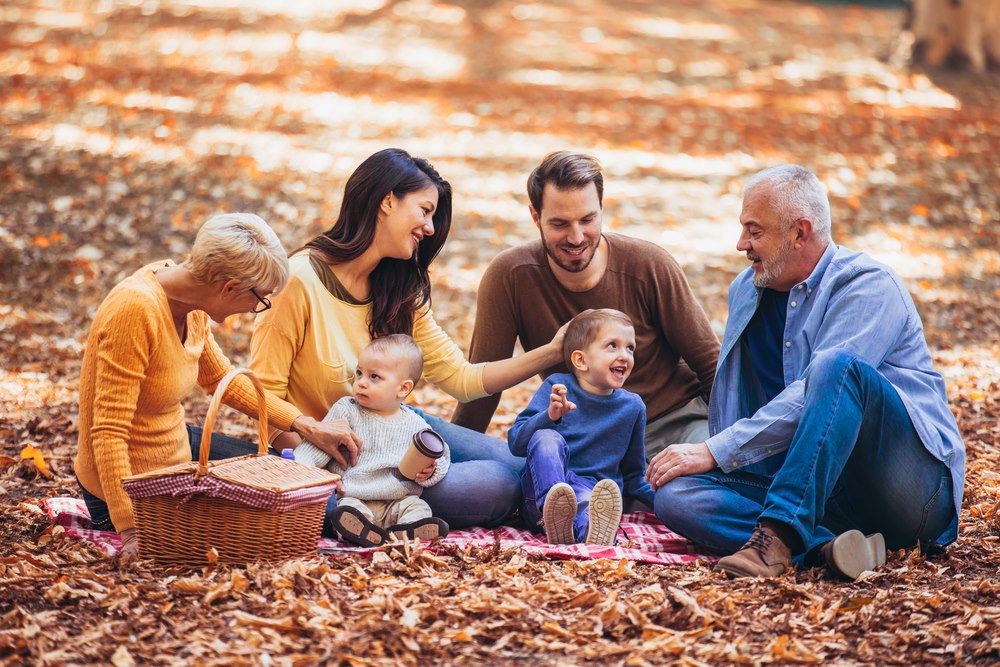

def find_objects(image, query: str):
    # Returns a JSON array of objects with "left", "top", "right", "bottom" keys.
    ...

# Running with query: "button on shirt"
[{"left": 706, "top": 243, "right": 965, "bottom": 542}]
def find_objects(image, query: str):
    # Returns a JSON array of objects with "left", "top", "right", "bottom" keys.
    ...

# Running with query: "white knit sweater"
[{"left": 295, "top": 397, "right": 450, "bottom": 501}]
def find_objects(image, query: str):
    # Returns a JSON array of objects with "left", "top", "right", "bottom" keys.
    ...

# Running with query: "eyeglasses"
[{"left": 249, "top": 287, "right": 272, "bottom": 314}]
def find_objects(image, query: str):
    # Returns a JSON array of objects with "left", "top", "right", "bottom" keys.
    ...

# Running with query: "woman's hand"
[
  {"left": 548, "top": 384, "right": 576, "bottom": 422},
  {"left": 480, "top": 319, "right": 574, "bottom": 395},
  {"left": 414, "top": 461, "right": 436, "bottom": 482},
  {"left": 291, "top": 416, "right": 362, "bottom": 468},
  {"left": 545, "top": 320, "right": 570, "bottom": 366},
  {"left": 645, "top": 442, "right": 716, "bottom": 490},
  {"left": 118, "top": 527, "right": 140, "bottom": 560}
]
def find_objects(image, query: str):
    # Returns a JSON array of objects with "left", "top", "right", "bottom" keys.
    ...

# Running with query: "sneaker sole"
[
  {"left": 829, "top": 530, "right": 886, "bottom": 580},
  {"left": 585, "top": 479, "right": 623, "bottom": 545},
  {"left": 389, "top": 517, "right": 449, "bottom": 541},
  {"left": 334, "top": 509, "right": 386, "bottom": 548},
  {"left": 543, "top": 483, "right": 577, "bottom": 544}
]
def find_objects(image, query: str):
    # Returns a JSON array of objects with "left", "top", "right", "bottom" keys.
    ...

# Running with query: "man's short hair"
[
  {"left": 744, "top": 165, "right": 832, "bottom": 242},
  {"left": 563, "top": 308, "right": 634, "bottom": 369},
  {"left": 365, "top": 334, "right": 424, "bottom": 383},
  {"left": 184, "top": 213, "right": 289, "bottom": 295},
  {"left": 527, "top": 151, "right": 604, "bottom": 213}
]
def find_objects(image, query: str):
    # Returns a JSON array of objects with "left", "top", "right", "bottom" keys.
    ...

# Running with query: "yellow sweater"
[
  {"left": 74, "top": 261, "right": 303, "bottom": 531},
  {"left": 250, "top": 253, "right": 487, "bottom": 421}
]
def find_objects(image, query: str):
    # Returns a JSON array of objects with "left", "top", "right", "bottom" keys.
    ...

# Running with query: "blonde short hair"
[
  {"left": 364, "top": 334, "right": 424, "bottom": 384},
  {"left": 563, "top": 308, "right": 633, "bottom": 368},
  {"left": 184, "top": 213, "right": 289, "bottom": 294}
]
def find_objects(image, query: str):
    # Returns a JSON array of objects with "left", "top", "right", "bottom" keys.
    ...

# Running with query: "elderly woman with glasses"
[{"left": 74, "top": 213, "right": 360, "bottom": 559}]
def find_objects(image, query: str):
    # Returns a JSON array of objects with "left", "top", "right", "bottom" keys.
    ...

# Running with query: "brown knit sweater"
[
  {"left": 451, "top": 234, "right": 720, "bottom": 432},
  {"left": 73, "top": 261, "right": 302, "bottom": 531}
]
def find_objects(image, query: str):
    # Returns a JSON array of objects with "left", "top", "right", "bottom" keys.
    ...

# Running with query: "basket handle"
[{"left": 196, "top": 367, "right": 270, "bottom": 479}]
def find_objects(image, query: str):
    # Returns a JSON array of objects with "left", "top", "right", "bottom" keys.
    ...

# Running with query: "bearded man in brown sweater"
[{"left": 452, "top": 151, "right": 720, "bottom": 475}]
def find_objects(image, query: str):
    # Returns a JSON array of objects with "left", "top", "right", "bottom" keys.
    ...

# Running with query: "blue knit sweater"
[{"left": 508, "top": 373, "right": 654, "bottom": 505}]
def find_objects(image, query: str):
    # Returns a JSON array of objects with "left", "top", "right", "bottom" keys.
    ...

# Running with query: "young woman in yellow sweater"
[
  {"left": 74, "top": 213, "right": 363, "bottom": 558},
  {"left": 251, "top": 149, "right": 565, "bottom": 531}
]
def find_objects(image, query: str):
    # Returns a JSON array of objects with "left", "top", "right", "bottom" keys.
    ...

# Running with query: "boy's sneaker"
[
  {"left": 584, "top": 479, "right": 623, "bottom": 545},
  {"left": 328, "top": 506, "right": 388, "bottom": 548},
  {"left": 388, "top": 517, "right": 449, "bottom": 541},
  {"left": 821, "top": 530, "right": 886, "bottom": 580},
  {"left": 542, "top": 483, "right": 577, "bottom": 544}
]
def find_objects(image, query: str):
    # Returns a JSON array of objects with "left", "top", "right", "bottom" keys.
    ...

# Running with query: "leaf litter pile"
[{"left": 1, "top": 0, "right": 999, "bottom": 664}]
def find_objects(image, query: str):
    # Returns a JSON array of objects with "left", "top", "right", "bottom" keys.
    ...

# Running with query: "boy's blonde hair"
[
  {"left": 365, "top": 334, "right": 424, "bottom": 384},
  {"left": 563, "top": 309, "right": 634, "bottom": 369},
  {"left": 184, "top": 213, "right": 289, "bottom": 294}
]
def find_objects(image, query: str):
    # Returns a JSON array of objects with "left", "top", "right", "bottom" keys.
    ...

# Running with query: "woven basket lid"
[{"left": 124, "top": 455, "right": 340, "bottom": 493}]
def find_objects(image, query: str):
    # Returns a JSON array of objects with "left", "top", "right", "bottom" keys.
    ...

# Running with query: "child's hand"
[
  {"left": 414, "top": 461, "right": 436, "bottom": 481},
  {"left": 334, "top": 479, "right": 346, "bottom": 497},
  {"left": 548, "top": 384, "right": 576, "bottom": 422}
]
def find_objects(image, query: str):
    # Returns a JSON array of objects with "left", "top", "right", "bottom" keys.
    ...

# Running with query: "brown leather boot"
[{"left": 714, "top": 524, "right": 792, "bottom": 578}]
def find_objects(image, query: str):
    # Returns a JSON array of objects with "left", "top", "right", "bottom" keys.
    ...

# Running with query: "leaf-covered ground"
[{"left": 1, "top": 0, "right": 999, "bottom": 664}]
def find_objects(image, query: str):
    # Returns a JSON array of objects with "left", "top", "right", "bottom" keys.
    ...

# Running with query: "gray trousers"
[
  {"left": 625, "top": 396, "right": 710, "bottom": 514},
  {"left": 338, "top": 495, "right": 432, "bottom": 529}
]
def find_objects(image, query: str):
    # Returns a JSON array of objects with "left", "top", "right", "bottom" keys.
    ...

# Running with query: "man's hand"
[
  {"left": 292, "top": 416, "right": 363, "bottom": 468},
  {"left": 414, "top": 461, "right": 436, "bottom": 482},
  {"left": 118, "top": 527, "right": 140, "bottom": 561},
  {"left": 645, "top": 442, "right": 716, "bottom": 490},
  {"left": 548, "top": 384, "right": 577, "bottom": 422}
]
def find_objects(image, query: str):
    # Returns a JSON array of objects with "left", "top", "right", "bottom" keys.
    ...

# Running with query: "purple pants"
[{"left": 521, "top": 429, "right": 598, "bottom": 540}]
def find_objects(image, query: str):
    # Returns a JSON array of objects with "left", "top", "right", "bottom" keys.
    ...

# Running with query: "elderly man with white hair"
[{"left": 646, "top": 165, "right": 965, "bottom": 580}]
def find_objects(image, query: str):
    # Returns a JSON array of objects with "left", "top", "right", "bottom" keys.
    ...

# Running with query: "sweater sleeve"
[
  {"left": 87, "top": 295, "right": 155, "bottom": 532},
  {"left": 506, "top": 378, "right": 558, "bottom": 457},
  {"left": 450, "top": 256, "right": 520, "bottom": 432},
  {"left": 652, "top": 251, "right": 720, "bottom": 399},
  {"left": 296, "top": 397, "right": 355, "bottom": 473},
  {"left": 412, "top": 305, "right": 487, "bottom": 403},
  {"left": 197, "top": 321, "right": 302, "bottom": 433},
  {"left": 249, "top": 273, "right": 310, "bottom": 403},
  {"left": 621, "top": 396, "right": 654, "bottom": 505}
]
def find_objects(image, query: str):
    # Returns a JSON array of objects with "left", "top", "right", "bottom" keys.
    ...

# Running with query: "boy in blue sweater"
[{"left": 508, "top": 309, "right": 654, "bottom": 545}]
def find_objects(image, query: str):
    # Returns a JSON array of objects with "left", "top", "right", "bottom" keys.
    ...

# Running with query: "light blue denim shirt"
[{"left": 706, "top": 243, "right": 965, "bottom": 540}]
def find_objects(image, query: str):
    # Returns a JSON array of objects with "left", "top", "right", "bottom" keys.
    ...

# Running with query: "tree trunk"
[{"left": 910, "top": 0, "right": 1000, "bottom": 71}]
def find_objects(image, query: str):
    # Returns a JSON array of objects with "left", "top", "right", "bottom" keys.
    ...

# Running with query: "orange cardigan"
[{"left": 73, "top": 262, "right": 302, "bottom": 531}]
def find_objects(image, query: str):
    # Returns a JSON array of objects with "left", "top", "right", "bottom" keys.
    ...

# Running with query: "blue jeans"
[
  {"left": 79, "top": 424, "right": 269, "bottom": 532},
  {"left": 323, "top": 408, "right": 524, "bottom": 536},
  {"left": 654, "top": 351, "right": 955, "bottom": 559},
  {"left": 521, "top": 430, "right": 598, "bottom": 540}
]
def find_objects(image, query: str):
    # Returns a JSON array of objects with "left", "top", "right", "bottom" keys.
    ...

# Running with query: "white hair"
[
  {"left": 744, "top": 165, "right": 832, "bottom": 243},
  {"left": 184, "top": 213, "right": 289, "bottom": 294}
]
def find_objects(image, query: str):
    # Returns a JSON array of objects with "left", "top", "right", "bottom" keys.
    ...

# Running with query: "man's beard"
[
  {"left": 542, "top": 234, "right": 600, "bottom": 274},
  {"left": 750, "top": 237, "right": 795, "bottom": 288}
]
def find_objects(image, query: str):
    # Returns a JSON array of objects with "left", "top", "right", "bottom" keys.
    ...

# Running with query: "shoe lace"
[{"left": 745, "top": 527, "right": 775, "bottom": 554}]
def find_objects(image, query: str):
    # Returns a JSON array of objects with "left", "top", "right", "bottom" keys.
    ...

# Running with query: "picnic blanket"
[{"left": 42, "top": 497, "right": 714, "bottom": 565}]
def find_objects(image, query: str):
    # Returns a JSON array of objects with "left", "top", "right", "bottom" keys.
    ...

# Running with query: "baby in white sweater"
[{"left": 295, "top": 334, "right": 450, "bottom": 547}]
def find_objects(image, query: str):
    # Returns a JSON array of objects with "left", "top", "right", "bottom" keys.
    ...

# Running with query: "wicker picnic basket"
[{"left": 122, "top": 368, "right": 340, "bottom": 566}]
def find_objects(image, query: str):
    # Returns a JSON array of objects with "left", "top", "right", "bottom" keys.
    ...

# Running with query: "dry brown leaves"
[{"left": 2, "top": 0, "right": 1000, "bottom": 664}]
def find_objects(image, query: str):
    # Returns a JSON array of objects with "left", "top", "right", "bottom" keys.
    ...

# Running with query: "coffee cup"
[{"left": 398, "top": 429, "right": 446, "bottom": 480}]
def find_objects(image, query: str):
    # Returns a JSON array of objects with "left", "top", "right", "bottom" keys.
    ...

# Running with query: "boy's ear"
[
  {"left": 397, "top": 379, "right": 414, "bottom": 398},
  {"left": 570, "top": 350, "right": 587, "bottom": 372}
]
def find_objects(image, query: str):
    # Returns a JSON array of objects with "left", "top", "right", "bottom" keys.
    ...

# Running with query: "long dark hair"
[{"left": 303, "top": 148, "right": 453, "bottom": 338}]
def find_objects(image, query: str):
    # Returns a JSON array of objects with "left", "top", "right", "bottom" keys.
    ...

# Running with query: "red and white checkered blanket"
[{"left": 42, "top": 497, "right": 714, "bottom": 565}]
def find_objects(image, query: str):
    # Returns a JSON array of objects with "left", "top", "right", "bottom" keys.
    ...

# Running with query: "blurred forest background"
[{"left": 1, "top": 0, "right": 998, "bottom": 665}]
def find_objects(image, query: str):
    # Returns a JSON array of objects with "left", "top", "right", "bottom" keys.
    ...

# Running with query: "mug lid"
[{"left": 413, "top": 429, "right": 445, "bottom": 456}]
